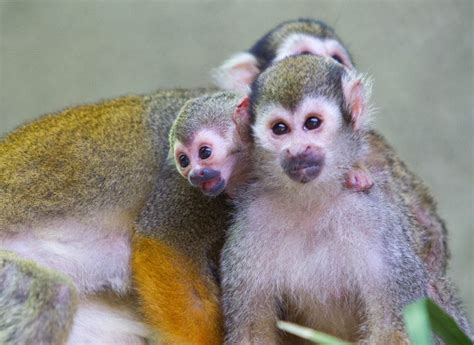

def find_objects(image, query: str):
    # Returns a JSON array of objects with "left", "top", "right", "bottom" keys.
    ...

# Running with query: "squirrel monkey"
[
  {"left": 217, "top": 55, "right": 472, "bottom": 343},
  {"left": 0, "top": 87, "right": 233, "bottom": 344}
]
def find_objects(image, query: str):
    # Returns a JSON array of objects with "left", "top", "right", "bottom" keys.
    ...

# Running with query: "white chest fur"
[
  {"left": 0, "top": 210, "right": 134, "bottom": 294},
  {"left": 245, "top": 190, "right": 386, "bottom": 305}
]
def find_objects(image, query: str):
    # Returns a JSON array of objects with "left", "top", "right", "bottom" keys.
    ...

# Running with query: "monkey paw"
[{"left": 345, "top": 166, "right": 374, "bottom": 192}]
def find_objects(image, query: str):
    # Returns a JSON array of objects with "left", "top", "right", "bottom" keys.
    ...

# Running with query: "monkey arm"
[
  {"left": 220, "top": 227, "right": 280, "bottom": 345},
  {"left": 0, "top": 251, "right": 78, "bottom": 345},
  {"left": 131, "top": 234, "right": 223, "bottom": 345}
]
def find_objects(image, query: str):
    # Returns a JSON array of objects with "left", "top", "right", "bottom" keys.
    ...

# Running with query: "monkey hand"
[{"left": 345, "top": 164, "right": 374, "bottom": 192}]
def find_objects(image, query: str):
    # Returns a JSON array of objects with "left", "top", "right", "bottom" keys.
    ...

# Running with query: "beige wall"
[{"left": 1, "top": 0, "right": 472, "bottom": 320}]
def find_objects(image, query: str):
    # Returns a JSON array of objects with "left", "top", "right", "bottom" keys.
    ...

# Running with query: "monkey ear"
[
  {"left": 212, "top": 52, "right": 260, "bottom": 94},
  {"left": 342, "top": 73, "right": 371, "bottom": 131},
  {"left": 232, "top": 96, "right": 252, "bottom": 143}
]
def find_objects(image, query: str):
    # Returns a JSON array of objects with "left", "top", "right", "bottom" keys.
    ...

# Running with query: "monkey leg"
[
  {"left": 0, "top": 250, "right": 78, "bottom": 345},
  {"left": 132, "top": 235, "right": 223, "bottom": 345}
]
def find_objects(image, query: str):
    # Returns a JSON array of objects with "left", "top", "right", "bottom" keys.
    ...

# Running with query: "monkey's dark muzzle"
[
  {"left": 282, "top": 155, "right": 324, "bottom": 184},
  {"left": 189, "top": 168, "right": 226, "bottom": 196}
]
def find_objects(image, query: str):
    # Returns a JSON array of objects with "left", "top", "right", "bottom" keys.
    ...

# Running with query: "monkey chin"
[
  {"left": 285, "top": 164, "right": 323, "bottom": 184},
  {"left": 199, "top": 178, "right": 226, "bottom": 197}
]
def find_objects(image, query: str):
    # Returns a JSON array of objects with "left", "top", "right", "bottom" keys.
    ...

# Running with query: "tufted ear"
[
  {"left": 232, "top": 96, "right": 252, "bottom": 143},
  {"left": 342, "top": 73, "right": 371, "bottom": 131},
  {"left": 212, "top": 52, "right": 260, "bottom": 94}
]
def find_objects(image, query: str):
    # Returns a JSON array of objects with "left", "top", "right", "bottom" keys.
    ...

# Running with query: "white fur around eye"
[
  {"left": 295, "top": 97, "right": 342, "bottom": 131},
  {"left": 252, "top": 105, "right": 292, "bottom": 151}
]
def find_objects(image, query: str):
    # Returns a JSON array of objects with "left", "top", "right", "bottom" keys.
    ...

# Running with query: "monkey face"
[
  {"left": 253, "top": 96, "right": 344, "bottom": 185},
  {"left": 173, "top": 128, "right": 238, "bottom": 197}
]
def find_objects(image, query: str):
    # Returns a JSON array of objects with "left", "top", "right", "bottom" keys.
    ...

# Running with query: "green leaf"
[
  {"left": 277, "top": 321, "right": 353, "bottom": 345},
  {"left": 403, "top": 298, "right": 471, "bottom": 345}
]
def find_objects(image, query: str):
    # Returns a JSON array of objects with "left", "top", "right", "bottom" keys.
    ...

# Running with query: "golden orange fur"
[{"left": 132, "top": 234, "right": 223, "bottom": 345}]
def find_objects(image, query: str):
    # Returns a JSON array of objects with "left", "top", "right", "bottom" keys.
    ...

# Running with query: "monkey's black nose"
[{"left": 189, "top": 168, "right": 221, "bottom": 187}]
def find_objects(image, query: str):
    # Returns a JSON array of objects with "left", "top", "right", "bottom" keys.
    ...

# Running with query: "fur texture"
[{"left": 0, "top": 251, "right": 77, "bottom": 345}]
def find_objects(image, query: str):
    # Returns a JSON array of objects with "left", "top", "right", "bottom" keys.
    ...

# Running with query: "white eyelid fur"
[
  {"left": 295, "top": 96, "right": 342, "bottom": 126},
  {"left": 252, "top": 104, "right": 292, "bottom": 151},
  {"left": 211, "top": 52, "right": 259, "bottom": 94}
]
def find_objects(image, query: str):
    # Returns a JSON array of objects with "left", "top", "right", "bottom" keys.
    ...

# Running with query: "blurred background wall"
[{"left": 1, "top": 0, "right": 472, "bottom": 319}]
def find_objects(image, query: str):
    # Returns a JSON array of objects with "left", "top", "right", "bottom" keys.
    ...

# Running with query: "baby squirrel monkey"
[{"left": 169, "top": 87, "right": 471, "bottom": 342}]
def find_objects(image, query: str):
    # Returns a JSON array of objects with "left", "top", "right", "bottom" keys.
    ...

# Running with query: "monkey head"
[
  {"left": 243, "top": 54, "right": 371, "bottom": 187},
  {"left": 169, "top": 92, "right": 251, "bottom": 197},
  {"left": 213, "top": 18, "right": 354, "bottom": 93}
]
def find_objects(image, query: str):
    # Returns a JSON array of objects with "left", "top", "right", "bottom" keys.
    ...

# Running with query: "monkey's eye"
[
  {"left": 304, "top": 116, "right": 322, "bottom": 130},
  {"left": 178, "top": 154, "right": 190, "bottom": 168},
  {"left": 331, "top": 54, "right": 344, "bottom": 65},
  {"left": 199, "top": 146, "right": 212, "bottom": 160},
  {"left": 300, "top": 50, "right": 312, "bottom": 55},
  {"left": 272, "top": 122, "right": 289, "bottom": 135}
]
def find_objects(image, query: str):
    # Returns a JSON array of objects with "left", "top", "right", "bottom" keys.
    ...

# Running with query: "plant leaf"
[
  {"left": 403, "top": 298, "right": 471, "bottom": 345},
  {"left": 277, "top": 321, "right": 353, "bottom": 345}
]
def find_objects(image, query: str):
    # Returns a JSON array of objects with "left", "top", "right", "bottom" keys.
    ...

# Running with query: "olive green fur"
[{"left": 1, "top": 95, "right": 155, "bottom": 230}]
